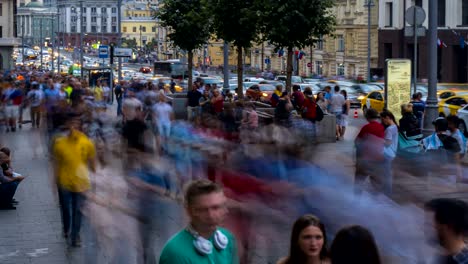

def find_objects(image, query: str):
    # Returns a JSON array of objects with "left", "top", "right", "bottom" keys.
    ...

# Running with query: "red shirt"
[
  {"left": 356, "top": 121, "right": 385, "bottom": 161},
  {"left": 212, "top": 96, "right": 224, "bottom": 113}
]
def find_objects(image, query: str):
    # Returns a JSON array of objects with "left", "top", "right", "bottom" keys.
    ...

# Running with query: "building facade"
[
  {"left": 17, "top": 1, "right": 56, "bottom": 47},
  {"left": 379, "top": 0, "right": 468, "bottom": 83},
  {"left": 56, "top": 0, "right": 119, "bottom": 48},
  {"left": 247, "top": 0, "right": 379, "bottom": 78},
  {"left": 121, "top": 1, "right": 159, "bottom": 49},
  {"left": 0, "top": 0, "right": 20, "bottom": 69}
]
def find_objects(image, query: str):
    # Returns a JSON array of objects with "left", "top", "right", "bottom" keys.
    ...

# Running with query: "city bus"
[{"left": 153, "top": 59, "right": 188, "bottom": 79}]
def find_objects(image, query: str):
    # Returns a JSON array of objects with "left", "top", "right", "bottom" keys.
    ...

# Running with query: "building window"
[
  {"left": 71, "top": 16, "right": 77, "bottom": 22},
  {"left": 337, "top": 35, "right": 345, "bottom": 52},
  {"left": 415, "top": 0, "right": 422, "bottom": 7},
  {"left": 337, "top": 64, "right": 345, "bottom": 76},
  {"left": 82, "top": 26, "right": 86, "bottom": 33},
  {"left": 91, "top": 26, "right": 96, "bottom": 33},
  {"left": 91, "top": 7, "right": 97, "bottom": 14},
  {"left": 152, "top": 26, "right": 156, "bottom": 33},
  {"left": 385, "top": 2, "right": 393, "bottom": 27},
  {"left": 112, "top": 7, "right": 117, "bottom": 13},
  {"left": 102, "top": 17, "right": 107, "bottom": 23},
  {"left": 91, "top": 17, "right": 97, "bottom": 23},
  {"left": 112, "top": 17, "right": 117, "bottom": 23},
  {"left": 316, "top": 36, "right": 323, "bottom": 50},
  {"left": 123, "top": 26, "right": 127, "bottom": 32},
  {"left": 141, "top": 26, "right": 146, "bottom": 32},
  {"left": 0, "top": 3, "right": 3, "bottom": 16},
  {"left": 133, "top": 27, "right": 137, "bottom": 32},
  {"left": 83, "top": 7, "right": 86, "bottom": 13},
  {"left": 102, "top": 26, "right": 107, "bottom": 32},
  {"left": 463, "top": 0, "right": 468, "bottom": 25},
  {"left": 71, "top": 6, "right": 76, "bottom": 13},
  {"left": 112, "top": 26, "right": 116, "bottom": 32},
  {"left": 316, "top": 61, "right": 323, "bottom": 75},
  {"left": 71, "top": 26, "right": 76, "bottom": 33},
  {"left": 101, "top": 7, "right": 107, "bottom": 13},
  {"left": 83, "top": 17, "right": 87, "bottom": 23},
  {"left": 438, "top": 0, "right": 445, "bottom": 26}
]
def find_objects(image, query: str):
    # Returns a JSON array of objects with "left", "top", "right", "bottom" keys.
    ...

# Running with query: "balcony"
[{"left": 0, "top": 38, "right": 21, "bottom": 47}]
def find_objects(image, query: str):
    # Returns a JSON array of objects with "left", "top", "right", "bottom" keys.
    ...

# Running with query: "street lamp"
[{"left": 364, "top": 0, "right": 375, "bottom": 83}]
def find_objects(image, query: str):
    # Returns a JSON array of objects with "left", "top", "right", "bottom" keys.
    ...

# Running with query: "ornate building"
[{"left": 0, "top": 0, "right": 20, "bottom": 69}]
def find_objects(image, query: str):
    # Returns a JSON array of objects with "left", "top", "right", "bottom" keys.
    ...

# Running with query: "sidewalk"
[{"left": 0, "top": 129, "right": 69, "bottom": 264}]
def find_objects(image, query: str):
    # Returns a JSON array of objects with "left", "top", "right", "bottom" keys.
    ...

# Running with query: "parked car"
[
  {"left": 361, "top": 90, "right": 385, "bottom": 112},
  {"left": 246, "top": 84, "right": 277, "bottom": 103},
  {"left": 274, "top": 75, "right": 304, "bottom": 83},
  {"left": 438, "top": 93, "right": 468, "bottom": 116}
]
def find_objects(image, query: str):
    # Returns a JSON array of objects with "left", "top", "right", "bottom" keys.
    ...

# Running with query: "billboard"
[{"left": 385, "top": 59, "right": 412, "bottom": 120}]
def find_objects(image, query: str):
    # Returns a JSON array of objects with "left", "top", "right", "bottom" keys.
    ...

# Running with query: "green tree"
[
  {"left": 262, "top": 0, "right": 335, "bottom": 92},
  {"left": 206, "top": 0, "right": 262, "bottom": 98},
  {"left": 158, "top": 0, "right": 211, "bottom": 90}
]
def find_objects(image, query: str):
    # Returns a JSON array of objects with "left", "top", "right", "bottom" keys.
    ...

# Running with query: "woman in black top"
[{"left": 399, "top": 103, "right": 421, "bottom": 137}]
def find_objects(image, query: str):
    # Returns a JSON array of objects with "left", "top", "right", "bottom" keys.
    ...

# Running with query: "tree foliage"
[
  {"left": 262, "top": 0, "right": 335, "bottom": 91},
  {"left": 158, "top": 0, "right": 212, "bottom": 89},
  {"left": 205, "top": 0, "right": 262, "bottom": 98}
]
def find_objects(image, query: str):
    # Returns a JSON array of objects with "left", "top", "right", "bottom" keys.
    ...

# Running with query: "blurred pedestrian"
[
  {"left": 399, "top": 103, "right": 421, "bottom": 138},
  {"left": 52, "top": 115, "right": 96, "bottom": 247},
  {"left": 26, "top": 81, "right": 44, "bottom": 128},
  {"left": 447, "top": 115, "right": 467, "bottom": 158},
  {"left": 330, "top": 86, "right": 345, "bottom": 140},
  {"left": 355, "top": 108, "right": 385, "bottom": 194},
  {"left": 187, "top": 84, "right": 202, "bottom": 122},
  {"left": 330, "top": 225, "right": 381, "bottom": 264},
  {"left": 425, "top": 198, "right": 468, "bottom": 264},
  {"left": 340, "top": 89, "right": 351, "bottom": 140},
  {"left": 316, "top": 92, "right": 329, "bottom": 114},
  {"left": 380, "top": 110, "right": 398, "bottom": 196},
  {"left": 159, "top": 179, "right": 239, "bottom": 264},
  {"left": 410, "top": 92, "right": 425, "bottom": 128},
  {"left": 275, "top": 92, "right": 293, "bottom": 127},
  {"left": 291, "top": 85, "right": 305, "bottom": 111},
  {"left": 277, "top": 214, "right": 330, "bottom": 264},
  {"left": 270, "top": 84, "right": 283, "bottom": 107}
]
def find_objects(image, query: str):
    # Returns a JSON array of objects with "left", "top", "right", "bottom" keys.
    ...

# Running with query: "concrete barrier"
[
  {"left": 168, "top": 94, "right": 336, "bottom": 143},
  {"left": 316, "top": 114, "right": 336, "bottom": 143}
]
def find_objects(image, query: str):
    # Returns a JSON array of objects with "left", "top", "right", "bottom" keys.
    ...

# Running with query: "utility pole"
[
  {"left": 310, "top": 45, "right": 313, "bottom": 77},
  {"left": 365, "top": 0, "right": 374, "bottom": 83},
  {"left": 423, "top": 0, "right": 438, "bottom": 134},
  {"left": 57, "top": 12, "right": 61, "bottom": 73},
  {"left": 413, "top": 5, "right": 418, "bottom": 95},
  {"left": 51, "top": 15, "right": 55, "bottom": 73},
  {"left": 223, "top": 41, "right": 229, "bottom": 89},
  {"left": 21, "top": 17, "right": 24, "bottom": 66},
  {"left": 40, "top": 18, "right": 43, "bottom": 71},
  {"left": 79, "top": 0, "right": 84, "bottom": 79},
  {"left": 261, "top": 41, "right": 264, "bottom": 72},
  {"left": 118, "top": 0, "right": 122, "bottom": 82}
]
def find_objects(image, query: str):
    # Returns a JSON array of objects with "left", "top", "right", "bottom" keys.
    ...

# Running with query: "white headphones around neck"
[{"left": 186, "top": 226, "right": 229, "bottom": 255}]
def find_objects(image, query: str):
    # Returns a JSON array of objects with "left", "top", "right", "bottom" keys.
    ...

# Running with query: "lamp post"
[
  {"left": 118, "top": 0, "right": 122, "bottom": 82},
  {"left": 364, "top": 0, "right": 375, "bottom": 83},
  {"left": 79, "top": 0, "right": 84, "bottom": 79}
]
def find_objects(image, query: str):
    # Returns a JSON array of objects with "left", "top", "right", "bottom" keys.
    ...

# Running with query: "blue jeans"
[
  {"left": 59, "top": 189, "right": 85, "bottom": 241},
  {"left": 0, "top": 181, "right": 19, "bottom": 204},
  {"left": 117, "top": 98, "right": 123, "bottom": 116}
]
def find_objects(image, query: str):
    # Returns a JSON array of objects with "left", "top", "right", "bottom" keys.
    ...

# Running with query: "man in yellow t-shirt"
[{"left": 52, "top": 115, "right": 96, "bottom": 247}]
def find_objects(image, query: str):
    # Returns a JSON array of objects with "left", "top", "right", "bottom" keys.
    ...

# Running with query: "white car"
[{"left": 457, "top": 105, "right": 468, "bottom": 136}]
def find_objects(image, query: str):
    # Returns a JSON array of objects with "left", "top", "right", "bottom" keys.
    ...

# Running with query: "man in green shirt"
[{"left": 159, "top": 179, "right": 239, "bottom": 264}]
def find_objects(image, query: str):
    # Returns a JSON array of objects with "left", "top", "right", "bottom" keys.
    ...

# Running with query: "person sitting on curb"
[{"left": 0, "top": 151, "right": 25, "bottom": 210}]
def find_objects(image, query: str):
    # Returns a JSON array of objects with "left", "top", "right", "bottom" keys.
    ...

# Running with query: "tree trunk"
[
  {"left": 188, "top": 50, "right": 193, "bottom": 91},
  {"left": 286, "top": 47, "right": 293, "bottom": 93},
  {"left": 237, "top": 45, "right": 244, "bottom": 99}
]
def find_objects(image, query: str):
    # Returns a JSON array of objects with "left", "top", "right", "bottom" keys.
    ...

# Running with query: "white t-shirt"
[
  {"left": 27, "top": 90, "right": 44, "bottom": 107},
  {"left": 330, "top": 92, "right": 345, "bottom": 113},
  {"left": 384, "top": 124, "right": 398, "bottom": 159},
  {"left": 152, "top": 102, "right": 173, "bottom": 125}
]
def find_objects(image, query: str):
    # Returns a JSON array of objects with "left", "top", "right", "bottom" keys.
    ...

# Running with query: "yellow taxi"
[
  {"left": 152, "top": 77, "right": 184, "bottom": 93},
  {"left": 361, "top": 90, "right": 385, "bottom": 112},
  {"left": 438, "top": 93, "right": 468, "bottom": 116}
]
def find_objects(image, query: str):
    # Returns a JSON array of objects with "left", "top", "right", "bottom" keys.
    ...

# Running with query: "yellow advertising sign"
[{"left": 385, "top": 59, "right": 412, "bottom": 120}]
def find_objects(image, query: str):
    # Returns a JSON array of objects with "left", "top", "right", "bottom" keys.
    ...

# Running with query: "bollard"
[{"left": 354, "top": 109, "right": 358, "bottom": 119}]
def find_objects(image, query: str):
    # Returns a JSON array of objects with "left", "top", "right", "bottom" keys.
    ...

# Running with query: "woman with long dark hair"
[
  {"left": 277, "top": 214, "right": 330, "bottom": 264},
  {"left": 330, "top": 225, "right": 381, "bottom": 264}
]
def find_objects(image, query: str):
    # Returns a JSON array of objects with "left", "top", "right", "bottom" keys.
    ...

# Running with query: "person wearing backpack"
[
  {"left": 274, "top": 92, "right": 293, "bottom": 127},
  {"left": 301, "top": 88, "right": 324, "bottom": 140}
]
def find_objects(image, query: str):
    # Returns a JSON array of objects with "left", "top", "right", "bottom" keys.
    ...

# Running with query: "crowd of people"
[{"left": 0, "top": 67, "right": 468, "bottom": 264}]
